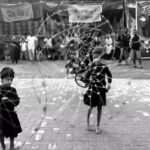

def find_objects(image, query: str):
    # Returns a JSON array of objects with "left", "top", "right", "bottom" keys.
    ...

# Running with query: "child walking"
[
  {"left": 0, "top": 67, "right": 22, "bottom": 150},
  {"left": 83, "top": 47, "right": 112, "bottom": 134}
]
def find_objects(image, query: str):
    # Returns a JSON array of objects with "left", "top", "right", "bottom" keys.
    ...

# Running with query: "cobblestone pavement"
[
  {"left": 3, "top": 78, "right": 150, "bottom": 150},
  {"left": 0, "top": 60, "right": 150, "bottom": 79}
]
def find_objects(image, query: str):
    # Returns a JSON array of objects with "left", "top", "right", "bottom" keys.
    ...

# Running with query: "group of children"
[{"left": 0, "top": 46, "right": 112, "bottom": 149}]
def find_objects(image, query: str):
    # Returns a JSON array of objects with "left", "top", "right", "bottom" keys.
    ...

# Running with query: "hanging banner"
[
  {"left": 68, "top": 4, "right": 102, "bottom": 23},
  {"left": 1, "top": 4, "right": 34, "bottom": 22},
  {"left": 127, "top": 4, "right": 136, "bottom": 35},
  {"left": 137, "top": 1, "right": 150, "bottom": 38}
]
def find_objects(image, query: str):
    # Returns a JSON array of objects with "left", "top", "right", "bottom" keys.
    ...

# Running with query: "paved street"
[
  {"left": 0, "top": 59, "right": 150, "bottom": 79},
  {"left": 0, "top": 60, "right": 150, "bottom": 150},
  {"left": 2, "top": 78, "right": 150, "bottom": 150}
]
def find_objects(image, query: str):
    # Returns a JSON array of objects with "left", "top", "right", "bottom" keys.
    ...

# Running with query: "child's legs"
[
  {"left": 87, "top": 106, "right": 93, "bottom": 126},
  {"left": 97, "top": 106, "right": 102, "bottom": 129},
  {"left": 10, "top": 137, "right": 14, "bottom": 149},
  {"left": 0, "top": 136, "right": 5, "bottom": 150}
]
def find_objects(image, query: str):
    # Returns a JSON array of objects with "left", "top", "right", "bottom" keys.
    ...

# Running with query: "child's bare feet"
[
  {"left": 87, "top": 125, "right": 94, "bottom": 131},
  {"left": 95, "top": 127, "right": 101, "bottom": 134}
]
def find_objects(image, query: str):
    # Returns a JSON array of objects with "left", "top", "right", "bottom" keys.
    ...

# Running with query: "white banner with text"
[
  {"left": 68, "top": 4, "right": 102, "bottom": 23},
  {"left": 1, "top": 4, "right": 34, "bottom": 22}
]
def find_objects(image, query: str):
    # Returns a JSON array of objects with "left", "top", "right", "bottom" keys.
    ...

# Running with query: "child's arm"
[
  {"left": 10, "top": 88, "right": 20, "bottom": 106},
  {"left": 3, "top": 88, "right": 20, "bottom": 107},
  {"left": 105, "top": 66, "right": 112, "bottom": 90}
]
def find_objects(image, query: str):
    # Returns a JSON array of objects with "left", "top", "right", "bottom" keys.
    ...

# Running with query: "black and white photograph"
[{"left": 0, "top": 0, "right": 150, "bottom": 150}]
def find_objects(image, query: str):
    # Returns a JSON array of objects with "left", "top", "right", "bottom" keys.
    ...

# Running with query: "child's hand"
[
  {"left": 2, "top": 97, "right": 8, "bottom": 101},
  {"left": 107, "top": 83, "right": 111, "bottom": 91}
]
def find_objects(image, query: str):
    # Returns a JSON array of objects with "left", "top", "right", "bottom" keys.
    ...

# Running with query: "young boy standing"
[
  {"left": 83, "top": 47, "right": 112, "bottom": 134},
  {"left": 0, "top": 67, "right": 22, "bottom": 150}
]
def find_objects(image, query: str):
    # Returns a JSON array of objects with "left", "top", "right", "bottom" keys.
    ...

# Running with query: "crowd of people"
[
  {"left": 116, "top": 28, "right": 143, "bottom": 68},
  {"left": 65, "top": 27, "right": 145, "bottom": 75},
  {"left": 2, "top": 33, "right": 67, "bottom": 63},
  {"left": 0, "top": 27, "right": 145, "bottom": 70}
]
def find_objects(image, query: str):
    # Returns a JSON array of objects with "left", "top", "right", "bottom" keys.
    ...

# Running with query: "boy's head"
[
  {"left": 1, "top": 67, "right": 15, "bottom": 86},
  {"left": 92, "top": 47, "right": 104, "bottom": 60}
]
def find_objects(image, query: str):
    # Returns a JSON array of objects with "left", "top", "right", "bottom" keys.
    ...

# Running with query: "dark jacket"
[
  {"left": 131, "top": 35, "right": 141, "bottom": 50},
  {"left": 0, "top": 85, "right": 22, "bottom": 138},
  {"left": 84, "top": 62, "right": 112, "bottom": 107}
]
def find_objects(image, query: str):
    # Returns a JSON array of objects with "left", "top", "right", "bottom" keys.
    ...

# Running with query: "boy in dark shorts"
[{"left": 83, "top": 47, "right": 112, "bottom": 134}]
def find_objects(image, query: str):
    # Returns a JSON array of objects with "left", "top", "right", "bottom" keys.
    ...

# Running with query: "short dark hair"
[{"left": 0, "top": 67, "right": 15, "bottom": 79}]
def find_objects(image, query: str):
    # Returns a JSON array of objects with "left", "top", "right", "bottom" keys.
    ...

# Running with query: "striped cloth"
[{"left": 0, "top": 18, "right": 43, "bottom": 35}]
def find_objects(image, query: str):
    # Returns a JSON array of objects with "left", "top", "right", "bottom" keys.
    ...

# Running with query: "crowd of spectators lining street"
[{"left": 0, "top": 27, "right": 146, "bottom": 70}]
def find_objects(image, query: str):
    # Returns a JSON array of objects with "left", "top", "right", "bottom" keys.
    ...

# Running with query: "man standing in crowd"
[
  {"left": 130, "top": 29, "right": 143, "bottom": 68},
  {"left": 105, "top": 34, "right": 113, "bottom": 60},
  {"left": 117, "top": 28, "right": 131, "bottom": 65},
  {"left": 20, "top": 37, "right": 28, "bottom": 60},
  {"left": 26, "top": 34, "right": 38, "bottom": 61},
  {"left": 10, "top": 36, "right": 20, "bottom": 64},
  {"left": 122, "top": 28, "right": 131, "bottom": 64},
  {"left": 44, "top": 35, "right": 52, "bottom": 59}
]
